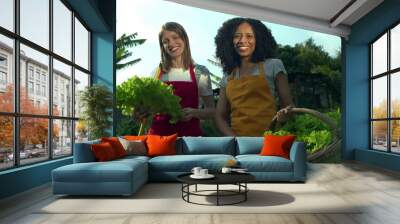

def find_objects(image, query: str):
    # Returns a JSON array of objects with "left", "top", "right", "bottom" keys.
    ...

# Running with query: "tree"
[
  {"left": 276, "top": 38, "right": 341, "bottom": 109},
  {"left": 372, "top": 99, "right": 400, "bottom": 141},
  {"left": 0, "top": 85, "right": 59, "bottom": 149},
  {"left": 207, "top": 58, "right": 223, "bottom": 87},
  {"left": 116, "top": 33, "right": 146, "bottom": 70}
]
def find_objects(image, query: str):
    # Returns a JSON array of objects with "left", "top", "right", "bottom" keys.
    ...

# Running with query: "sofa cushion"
[
  {"left": 91, "top": 142, "right": 118, "bottom": 161},
  {"left": 235, "top": 137, "right": 263, "bottom": 155},
  {"left": 147, "top": 134, "right": 178, "bottom": 157},
  {"left": 52, "top": 159, "right": 147, "bottom": 183},
  {"left": 73, "top": 139, "right": 100, "bottom": 163},
  {"left": 148, "top": 154, "right": 235, "bottom": 172},
  {"left": 180, "top": 137, "right": 235, "bottom": 155},
  {"left": 236, "top": 155, "right": 293, "bottom": 172},
  {"left": 123, "top": 135, "right": 147, "bottom": 141},
  {"left": 115, "top": 155, "right": 150, "bottom": 163},
  {"left": 101, "top": 137, "right": 127, "bottom": 158},
  {"left": 52, "top": 158, "right": 149, "bottom": 195},
  {"left": 118, "top": 138, "right": 147, "bottom": 156},
  {"left": 260, "top": 135, "right": 296, "bottom": 159}
]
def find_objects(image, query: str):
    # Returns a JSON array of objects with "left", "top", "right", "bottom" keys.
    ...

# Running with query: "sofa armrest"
[
  {"left": 289, "top": 141, "right": 307, "bottom": 181},
  {"left": 73, "top": 140, "right": 100, "bottom": 163}
]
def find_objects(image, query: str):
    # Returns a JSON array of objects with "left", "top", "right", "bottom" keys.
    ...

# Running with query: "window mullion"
[
  {"left": 13, "top": 0, "right": 20, "bottom": 166},
  {"left": 49, "top": 0, "right": 53, "bottom": 160},
  {"left": 388, "top": 30, "right": 391, "bottom": 152},
  {"left": 71, "top": 11, "right": 76, "bottom": 153},
  {"left": 370, "top": 45, "right": 373, "bottom": 149}
]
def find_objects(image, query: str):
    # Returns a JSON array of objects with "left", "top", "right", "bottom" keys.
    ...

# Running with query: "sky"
[
  {"left": 0, "top": 0, "right": 89, "bottom": 73},
  {"left": 116, "top": 0, "right": 342, "bottom": 86}
]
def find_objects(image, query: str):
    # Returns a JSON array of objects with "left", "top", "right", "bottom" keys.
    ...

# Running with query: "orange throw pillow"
[
  {"left": 91, "top": 142, "right": 117, "bottom": 161},
  {"left": 123, "top": 135, "right": 147, "bottom": 142},
  {"left": 146, "top": 134, "right": 177, "bottom": 157},
  {"left": 260, "top": 135, "right": 296, "bottom": 159},
  {"left": 101, "top": 137, "right": 127, "bottom": 158}
]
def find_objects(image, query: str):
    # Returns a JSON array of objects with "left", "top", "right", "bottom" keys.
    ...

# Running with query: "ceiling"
[{"left": 166, "top": 0, "right": 384, "bottom": 38}]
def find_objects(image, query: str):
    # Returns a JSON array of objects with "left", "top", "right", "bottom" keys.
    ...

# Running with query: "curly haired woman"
[{"left": 214, "top": 17, "right": 294, "bottom": 136}]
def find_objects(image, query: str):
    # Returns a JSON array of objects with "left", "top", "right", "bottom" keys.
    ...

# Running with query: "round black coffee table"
[{"left": 177, "top": 173, "right": 255, "bottom": 206}]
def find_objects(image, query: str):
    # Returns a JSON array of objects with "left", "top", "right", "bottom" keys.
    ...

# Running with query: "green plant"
[
  {"left": 116, "top": 33, "right": 146, "bottom": 70},
  {"left": 264, "top": 130, "right": 292, "bottom": 136},
  {"left": 298, "top": 130, "right": 332, "bottom": 153},
  {"left": 201, "top": 120, "right": 220, "bottom": 137},
  {"left": 79, "top": 84, "right": 113, "bottom": 140},
  {"left": 116, "top": 76, "right": 183, "bottom": 135},
  {"left": 115, "top": 110, "right": 140, "bottom": 136}
]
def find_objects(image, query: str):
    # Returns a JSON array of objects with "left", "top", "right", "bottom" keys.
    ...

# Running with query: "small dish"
[{"left": 190, "top": 174, "right": 215, "bottom": 179}]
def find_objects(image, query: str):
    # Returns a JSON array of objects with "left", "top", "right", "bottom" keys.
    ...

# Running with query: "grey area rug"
[{"left": 37, "top": 183, "right": 362, "bottom": 214}]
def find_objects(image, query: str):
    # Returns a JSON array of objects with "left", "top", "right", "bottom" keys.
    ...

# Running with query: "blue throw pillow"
[
  {"left": 181, "top": 137, "right": 235, "bottom": 155},
  {"left": 235, "top": 137, "right": 264, "bottom": 155},
  {"left": 73, "top": 139, "right": 100, "bottom": 163}
]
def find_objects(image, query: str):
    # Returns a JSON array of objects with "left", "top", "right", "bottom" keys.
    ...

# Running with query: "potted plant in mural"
[
  {"left": 79, "top": 84, "right": 113, "bottom": 140},
  {"left": 116, "top": 76, "right": 183, "bottom": 135}
]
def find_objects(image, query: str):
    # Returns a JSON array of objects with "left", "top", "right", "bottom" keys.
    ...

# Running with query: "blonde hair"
[{"left": 158, "top": 22, "right": 193, "bottom": 72}]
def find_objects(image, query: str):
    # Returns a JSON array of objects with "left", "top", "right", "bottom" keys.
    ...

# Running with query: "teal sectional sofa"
[{"left": 52, "top": 137, "right": 306, "bottom": 196}]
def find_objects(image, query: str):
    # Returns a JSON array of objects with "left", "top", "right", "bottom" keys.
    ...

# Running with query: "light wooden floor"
[{"left": 1, "top": 162, "right": 400, "bottom": 224}]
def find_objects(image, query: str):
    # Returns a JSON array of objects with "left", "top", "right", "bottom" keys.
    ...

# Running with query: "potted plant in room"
[
  {"left": 79, "top": 84, "right": 113, "bottom": 140},
  {"left": 116, "top": 76, "right": 183, "bottom": 135}
]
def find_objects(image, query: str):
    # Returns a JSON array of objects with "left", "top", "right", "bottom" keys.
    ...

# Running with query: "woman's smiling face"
[
  {"left": 233, "top": 22, "right": 256, "bottom": 59},
  {"left": 161, "top": 30, "right": 185, "bottom": 59}
]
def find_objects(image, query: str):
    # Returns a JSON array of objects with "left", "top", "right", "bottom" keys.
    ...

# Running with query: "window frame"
[
  {"left": 370, "top": 20, "right": 400, "bottom": 154},
  {"left": 0, "top": 0, "right": 92, "bottom": 171}
]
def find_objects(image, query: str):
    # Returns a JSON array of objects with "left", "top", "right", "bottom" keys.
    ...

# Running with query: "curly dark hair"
[{"left": 215, "top": 18, "right": 277, "bottom": 74}]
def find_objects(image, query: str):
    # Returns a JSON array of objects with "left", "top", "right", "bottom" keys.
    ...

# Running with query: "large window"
[
  {"left": 370, "top": 23, "right": 400, "bottom": 154},
  {"left": 0, "top": 0, "right": 91, "bottom": 170}
]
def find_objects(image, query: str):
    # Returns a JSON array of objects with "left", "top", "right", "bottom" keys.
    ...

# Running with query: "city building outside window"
[
  {"left": 0, "top": 0, "right": 91, "bottom": 170},
  {"left": 0, "top": 54, "right": 7, "bottom": 87},
  {"left": 36, "top": 83, "right": 40, "bottom": 95},
  {"left": 42, "top": 85, "right": 46, "bottom": 97},
  {"left": 0, "top": 71, "right": 7, "bottom": 85},
  {"left": 29, "top": 66, "right": 34, "bottom": 80},
  {"left": 28, "top": 81, "right": 34, "bottom": 94},
  {"left": 0, "top": 54, "right": 7, "bottom": 67}
]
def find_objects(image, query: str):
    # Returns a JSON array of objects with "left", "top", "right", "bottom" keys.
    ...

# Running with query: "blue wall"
[
  {"left": 0, "top": 158, "right": 72, "bottom": 199},
  {"left": 0, "top": 0, "right": 116, "bottom": 200},
  {"left": 344, "top": 0, "right": 400, "bottom": 171}
]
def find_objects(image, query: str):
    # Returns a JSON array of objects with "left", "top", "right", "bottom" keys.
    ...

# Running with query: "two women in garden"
[{"left": 148, "top": 18, "right": 293, "bottom": 137}]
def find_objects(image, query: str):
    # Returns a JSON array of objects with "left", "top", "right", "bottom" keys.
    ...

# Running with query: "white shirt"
[{"left": 151, "top": 64, "right": 213, "bottom": 97}]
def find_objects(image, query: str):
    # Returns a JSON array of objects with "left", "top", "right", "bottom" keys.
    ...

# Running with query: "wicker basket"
[{"left": 268, "top": 107, "right": 341, "bottom": 161}]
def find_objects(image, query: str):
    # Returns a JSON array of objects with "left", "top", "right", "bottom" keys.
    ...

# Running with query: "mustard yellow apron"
[{"left": 226, "top": 62, "right": 276, "bottom": 136}]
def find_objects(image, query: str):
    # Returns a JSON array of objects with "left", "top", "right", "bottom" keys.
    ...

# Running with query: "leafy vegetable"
[
  {"left": 116, "top": 76, "right": 183, "bottom": 134},
  {"left": 298, "top": 130, "right": 332, "bottom": 153}
]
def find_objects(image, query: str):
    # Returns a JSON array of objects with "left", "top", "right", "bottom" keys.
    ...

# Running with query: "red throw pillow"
[
  {"left": 146, "top": 133, "right": 177, "bottom": 157},
  {"left": 260, "top": 135, "right": 296, "bottom": 159},
  {"left": 101, "top": 137, "right": 126, "bottom": 158},
  {"left": 91, "top": 142, "right": 117, "bottom": 161}
]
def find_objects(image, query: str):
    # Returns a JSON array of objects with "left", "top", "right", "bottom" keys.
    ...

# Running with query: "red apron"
[{"left": 148, "top": 65, "right": 203, "bottom": 137}]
